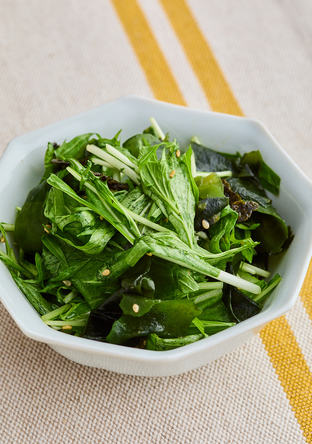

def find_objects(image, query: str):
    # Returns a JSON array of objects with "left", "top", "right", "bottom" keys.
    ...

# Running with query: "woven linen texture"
[{"left": 1, "top": 1, "right": 312, "bottom": 443}]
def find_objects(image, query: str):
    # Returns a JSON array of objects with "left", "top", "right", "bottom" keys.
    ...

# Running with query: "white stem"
[
  {"left": 87, "top": 144, "right": 140, "bottom": 185},
  {"left": 126, "top": 209, "right": 170, "bottom": 233},
  {"left": 195, "top": 171, "right": 233, "bottom": 178},
  {"left": 218, "top": 270, "right": 261, "bottom": 294},
  {"left": 191, "top": 135, "right": 201, "bottom": 144},
  {"left": 190, "top": 152, "right": 197, "bottom": 177},
  {"left": 91, "top": 158, "right": 114, "bottom": 169},
  {"left": 106, "top": 143, "right": 140, "bottom": 173},
  {"left": 240, "top": 262, "right": 270, "bottom": 278},
  {"left": 113, "top": 170, "right": 121, "bottom": 182},
  {"left": 196, "top": 231, "right": 208, "bottom": 240},
  {"left": 150, "top": 117, "right": 165, "bottom": 141}
]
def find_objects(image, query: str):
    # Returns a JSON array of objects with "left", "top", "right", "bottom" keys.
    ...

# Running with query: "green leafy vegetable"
[{"left": 0, "top": 118, "right": 291, "bottom": 350}]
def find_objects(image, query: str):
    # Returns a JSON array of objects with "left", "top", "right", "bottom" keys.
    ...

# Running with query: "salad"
[{"left": 0, "top": 118, "right": 292, "bottom": 351}]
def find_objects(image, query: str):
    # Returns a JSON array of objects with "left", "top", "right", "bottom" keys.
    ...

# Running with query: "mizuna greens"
[{"left": 0, "top": 119, "right": 291, "bottom": 350}]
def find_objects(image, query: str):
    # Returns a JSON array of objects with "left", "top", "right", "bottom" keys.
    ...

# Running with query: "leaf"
[
  {"left": 226, "top": 176, "right": 271, "bottom": 208},
  {"left": 139, "top": 231, "right": 258, "bottom": 279},
  {"left": 47, "top": 169, "right": 139, "bottom": 244},
  {"left": 42, "top": 234, "right": 69, "bottom": 268},
  {"left": 208, "top": 206, "right": 238, "bottom": 253},
  {"left": 14, "top": 180, "right": 50, "bottom": 254},
  {"left": 40, "top": 142, "right": 56, "bottom": 183},
  {"left": 55, "top": 133, "right": 94, "bottom": 160},
  {"left": 123, "top": 133, "right": 161, "bottom": 158},
  {"left": 191, "top": 142, "right": 237, "bottom": 172},
  {"left": 146, "top": 333, "right": 204, "bottom": 351},
  {"left": 198, "top": 300, "right": 233, "bottom": 323},
  {"left": 240, "top": 150, "right": 280, "bottom": 195},
  {"left": 44, "top": 187, "right": 116, "bottom": 255},
  {"left": 194, "top": 197, "right": 229, "bottom": 231},
  {"left": 223, "top": 284, "right": 261, "bottom": 322},
  {"left": 42, "top": 237, "right": 150, "bottom": 310},
  {"left": 106, "top": 299, "right": 202, "bottom": 344},
  {"left": 188, "top": 320, "right": 236, "bottom": 336},
  {"left": 119, "top": 294, "right": 160, "bottom": 317},
  {"left": 121, "top": 255, "right": 198, "bottom": 300},
  {"left": 251, "top": 212, "right": 289, "bottom": 255},
  {"left": 13, "top": 276, "right": 52, "bottom": 315},
  {"left": 226, "top": 176, "right": 289, "bottom": 254},
  {"left": 139, "top": 143, "right": 196, "bottom": 248},
  {"left": 195, "top": 172, "right": 224, "bottom": 199}
]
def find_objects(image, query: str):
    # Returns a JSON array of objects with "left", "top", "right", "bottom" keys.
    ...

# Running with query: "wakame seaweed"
[{"left": 0, "top": 119, "right": 290, "bottom": 350}]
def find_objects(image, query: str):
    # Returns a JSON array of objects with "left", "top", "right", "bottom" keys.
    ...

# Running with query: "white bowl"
[{"left": 1, "top": 95, "right": 312, "bottom": 377}]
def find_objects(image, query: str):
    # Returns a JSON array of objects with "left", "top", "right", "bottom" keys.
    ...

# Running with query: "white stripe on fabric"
[{"left": 138, "top": 0, "right": 210, "bottom": 111}]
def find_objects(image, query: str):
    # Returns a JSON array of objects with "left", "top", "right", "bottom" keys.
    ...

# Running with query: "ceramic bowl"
[{"left": 1, "top": 95, "right": 312, "bottom": 377}]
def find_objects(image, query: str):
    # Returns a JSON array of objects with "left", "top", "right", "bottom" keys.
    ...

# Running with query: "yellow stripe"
[
  {"left": 114, "top": 1, "right": 312, "bottom": 439},
  {"left": 260, "top": 319, "right": 312, "bottom": 442},
  {"left": 299, "top": 258, "right": 312, "bottom": 321},
  {"left": 111, "top": 0, "right": 186, "bottom": 106},
  {"left": 159, "top": 0, "right": 242, "bottom": 116}
]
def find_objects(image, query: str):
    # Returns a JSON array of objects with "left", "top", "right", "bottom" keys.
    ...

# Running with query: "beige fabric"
[{"left": 0, "top": 1, "right": 311, "bottom": 443}]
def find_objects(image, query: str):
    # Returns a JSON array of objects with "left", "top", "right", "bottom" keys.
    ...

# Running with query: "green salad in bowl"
[{"left": 0, "top": 116, "right": 291, "bottom": 351}]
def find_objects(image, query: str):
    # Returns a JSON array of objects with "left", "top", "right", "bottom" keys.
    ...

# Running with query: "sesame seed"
[
  {"left": 169, "top": 170, "right": 176, "bottom": 178},
  {"left": 62, "top": 280, "right": 72, "bottom": 287},
  {"left": 100, "top": 216, "right": 104, "bottom": 220},
  {"left": 146, "top": 252, "right": 153, "bottom": 257},
  {"left": 164, "top": 218, "right": 168, "bottom": 223},
  {"left": 202, "top": 219, "right": 210, "bottom": 230},
  {"left": 46, "top": 224, "right": 52, "bottom": 229},
  {"left": 176, "top": 150, "right": 181, "bottom": 158},
  {"left": 61, "top": 325, "right": 72, "bottom": 330},
  {"left": 43, "top": 228, "right": 50, "bottom": 234},
  {"left": 0, "top": 236, "right": 5, "bottom": 243},
  {"left": 102, "top": 269, "right": 110, "bottom": 276},
  {"left": 132, "top": 304, "right": 139, "bottom": 313}
]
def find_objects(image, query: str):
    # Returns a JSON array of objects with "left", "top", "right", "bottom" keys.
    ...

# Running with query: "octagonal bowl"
[{"left": 1, "top": 95, "right": 312, "bottom": 377}]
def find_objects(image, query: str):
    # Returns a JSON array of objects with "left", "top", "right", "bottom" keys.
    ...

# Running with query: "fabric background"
[{"left": 1, "top": 1, "right": 312, "bottom": 443}]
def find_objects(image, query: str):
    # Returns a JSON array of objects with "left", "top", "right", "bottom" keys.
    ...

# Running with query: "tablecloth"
[{"left": 1, "top": 1, "right": 312, "bottom": 442}]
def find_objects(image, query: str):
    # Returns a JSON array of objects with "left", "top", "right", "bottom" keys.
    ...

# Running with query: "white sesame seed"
[
  {"left": 62, "top": 280, "right": 72, "bottom": 287},
  {"left": 132, "top": 304, "right": 139, "bottom": 313},
  {"left": 202, "top": 219, "right": 210, "bottom": 230}
]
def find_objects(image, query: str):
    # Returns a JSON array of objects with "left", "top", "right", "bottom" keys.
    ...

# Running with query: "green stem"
[
  {"left": 41, "top": 304, "right": 72, "bottom": 322},
  {"left": 197, "top": 282, "right": 223, "bottom": 290},
  {"left": 253, "top": 275, "right": 282, "bottom": 303},
  {"left": 44, "top": 319, "right": 87, "bottom": 327},
  {"left": 63, "top": 291, "right": 79, "bottom": 304},
  {"left": 1, "top": 223, "right": 15, "bottom": 232}
]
